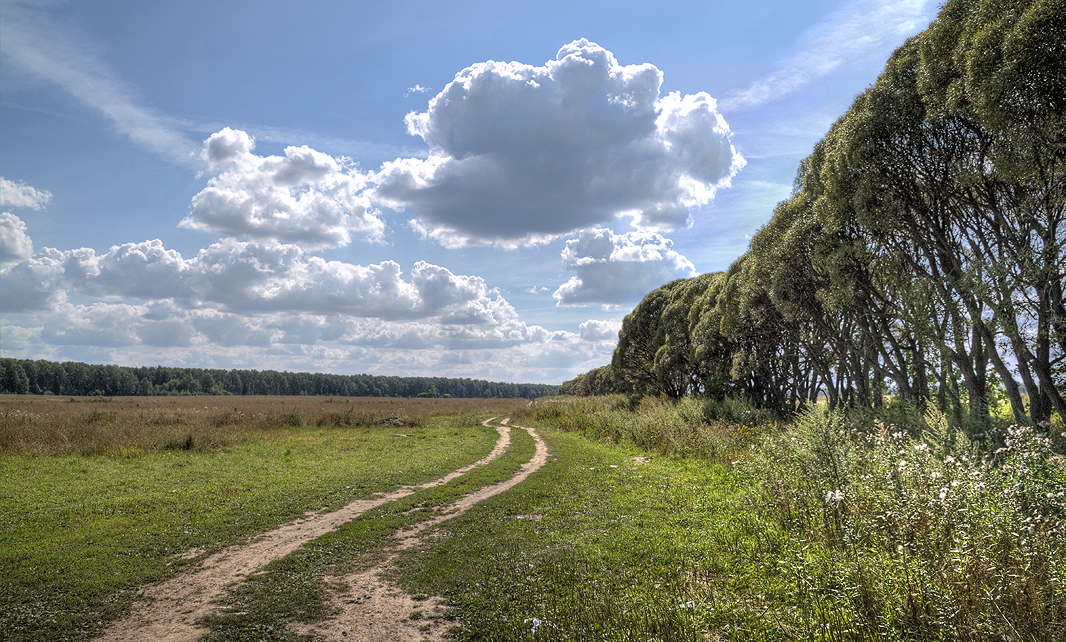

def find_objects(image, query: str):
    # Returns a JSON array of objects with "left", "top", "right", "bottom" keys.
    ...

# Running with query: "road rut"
[{"left": 95, "top": 418, "right": 545, "bottom": 642}]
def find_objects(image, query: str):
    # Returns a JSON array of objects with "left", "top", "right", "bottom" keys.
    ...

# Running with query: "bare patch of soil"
[{"left": 94, "top": 418, "right": 520, "bottom": 642}]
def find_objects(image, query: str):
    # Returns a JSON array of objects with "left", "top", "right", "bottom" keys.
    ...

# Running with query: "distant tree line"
[
  {"left": 562, "top": 0, "right": 1065, "bottom": 429},
  {"left": 0, "top": 358, "right": 557, "bottom": 400}
]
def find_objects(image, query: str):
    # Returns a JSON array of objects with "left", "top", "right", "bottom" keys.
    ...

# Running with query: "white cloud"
[
  {"left": 0, "top": 237, "right": 542, "bottom": 336},
  {"left": 721, "top": 0, "right": 938, "bottom": 111},
  {"left": 0, "top": 247, "right": 66, "bottom": 310},
  {"left": 1, "top": 177, "right": 52, "bottom": 209},
  {"left": 40, "top": 302, "right": 144, "bottom": 347},
  {"left": 579, "top": 319, "right": 620, "bottom": 342},
  {"left": 0, "top": 295, "right": 616, "bottom": 383},
  {"left": 1, "top": 212, "right": 34, "bottom": 265},
  {"left": 179, "top": 128, "right": 383, "bottom": 248},
  {"left": 0, "top": 0, "right": 199, "bottom": 163},
  {"left": 371, "top": 39, "right": 744, "bottom": 247},
  {"left": 553, "top": 228, "right": 696, "bottom": 307}
]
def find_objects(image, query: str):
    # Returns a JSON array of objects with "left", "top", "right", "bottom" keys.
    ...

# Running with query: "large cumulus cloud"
[
  {"left": 372, "top": 39, "right": 744, "bottom": 247},
  {"left": 553, "top": 228, "right": 696, "bottom": 307},
  {"left": 179, "top": 128, "right": 382, "bottom": 248}
]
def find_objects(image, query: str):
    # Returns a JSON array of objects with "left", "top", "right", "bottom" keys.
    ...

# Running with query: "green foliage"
[
  {"left": 524, "top": 396, "right": 1066, "bottom": 640},
  {"left": 0, "top": 357, "right": 558, "bottom": 400},
  {"left": 532, "top": 396, "right": 770, "bottom": 463},
  {"left": 595, "top": 0, "right": 1064, "bottom": 427}
]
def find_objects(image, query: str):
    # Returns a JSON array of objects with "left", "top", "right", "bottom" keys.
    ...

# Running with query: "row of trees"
[
  {"left": 563, "top": 0, "right": 1064, "bottom": 427},
  {"left": 0, "top": 358, "right": 557, "bottom": 400}
]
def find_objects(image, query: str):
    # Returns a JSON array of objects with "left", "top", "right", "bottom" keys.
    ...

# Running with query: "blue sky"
[{"left": 1, "top": 0, "right": 941, "bottom": 384}]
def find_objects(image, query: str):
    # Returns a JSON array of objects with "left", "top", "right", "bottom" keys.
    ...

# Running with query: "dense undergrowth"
[{"left": 524, "top": 395, "right": 1066, "bottom": 641}]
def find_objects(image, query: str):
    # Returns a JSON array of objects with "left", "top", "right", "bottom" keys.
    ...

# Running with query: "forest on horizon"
[{"left": 0, "top": 357, "right": 557, "bottom": 400}]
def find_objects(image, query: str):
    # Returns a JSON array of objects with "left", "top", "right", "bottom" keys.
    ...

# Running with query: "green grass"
[
  {"left": 0, "top": 403, "right": 507, "bottom": 641},
  {"left": 395, "top": 428, "right": 757, "bottom": 640},
  {"left": 4, "top": 394, "right": 1063, "bottom": 641},
  {"left": 198, "top": 423, "right": 539, "bottom": 641}
]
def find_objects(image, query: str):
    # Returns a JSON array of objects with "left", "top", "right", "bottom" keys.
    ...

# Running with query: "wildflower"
[
  {"left": 944, "top": 455, "right": 956, "bottom": 465},
  {"left": 915, "top": 443, "right": 928, "bottom": 452},
  {"left": 825, "top": 489, "right": 845, "bottom": 508},
  {"left": 931, "top": 471, "right": 942, "bottom": 479},
  {"left": 939, "top": 487, "right": 948, "bottom": 501},
  {"left": 898, "top": 460, "right": 908, "bottom": 472}
]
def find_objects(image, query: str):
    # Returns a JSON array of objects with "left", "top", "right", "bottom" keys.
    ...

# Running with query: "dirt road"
[{"left": 95, "top": 418, "right": 548, "bottom": 642}]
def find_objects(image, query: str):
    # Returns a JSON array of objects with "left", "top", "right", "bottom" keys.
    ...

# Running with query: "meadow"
[{"left": 2, "top": 394, "right": 1064, "bottom": 640}]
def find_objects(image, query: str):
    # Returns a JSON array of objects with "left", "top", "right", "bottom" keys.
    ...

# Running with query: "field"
[{"left": 2, "top": 394, "right": 1064, "bottom": 641}]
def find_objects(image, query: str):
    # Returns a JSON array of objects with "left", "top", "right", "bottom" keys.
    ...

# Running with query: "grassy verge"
[
  {"left": 387, "top": 396, "right": 1063, "bottom": 641},
  {"left": 0, "top": 395, "right": 526, "bottom": 642},
  {"left": 396, "top": 427, "right": 762, "bottom": 640}
]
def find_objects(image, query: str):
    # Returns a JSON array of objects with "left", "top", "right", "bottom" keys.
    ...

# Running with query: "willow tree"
[
  {"left": 918, "top": 0, "right": 1066, "bottom": 422},
  {"left": 612, "top": 279, "right": 685, "bottom": 396},
  {"left": 652, "top": 272, "right": 719, "bottom": 398},
  {"left": 816, "top": 0, "right": 1065, "bottom": 425}
]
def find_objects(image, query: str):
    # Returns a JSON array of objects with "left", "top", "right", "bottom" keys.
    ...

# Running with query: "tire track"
[
  {"left": 295, "top": 419, "right": 549, "bottom": 642},
  {"left": 95, "top": 418, "right": 514, "bottom": 642}
]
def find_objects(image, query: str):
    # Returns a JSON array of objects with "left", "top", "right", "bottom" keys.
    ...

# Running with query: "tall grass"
[
  {"left": 0, "top": 395, "right": 516, "bottom": 456},
  {"left": 531, "top": 395, "right": 770, "bottom": 462},
  {"left": 739, "top": 405, "right": 1066, "bottom": 639},
  {"left": 533, "top": 396, "right": 1066, "bottom": 640}
]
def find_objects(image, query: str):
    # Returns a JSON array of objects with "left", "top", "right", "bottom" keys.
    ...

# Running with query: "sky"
[{"left": 0, "top": 0, "right": 942, "bottom": 385}]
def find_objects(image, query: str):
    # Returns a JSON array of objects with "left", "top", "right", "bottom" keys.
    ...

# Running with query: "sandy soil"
[{"left": 94, "top": 417, "right": 546, "bottom": 642}]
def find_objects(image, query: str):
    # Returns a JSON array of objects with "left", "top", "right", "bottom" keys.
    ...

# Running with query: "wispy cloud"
[
  {"left": 404, "top": 84, "right": 431, "bottom": 97},
  {"left": 0, "top": 0, "right": 199, "bottom": 164},
  {"left": 721, "top": 0, "right": 938, "bottom": 112}
]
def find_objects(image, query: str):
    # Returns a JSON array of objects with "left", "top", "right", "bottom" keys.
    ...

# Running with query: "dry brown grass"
[{"left": 0, "top": 395, "right": 529, "bottom": 456}]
